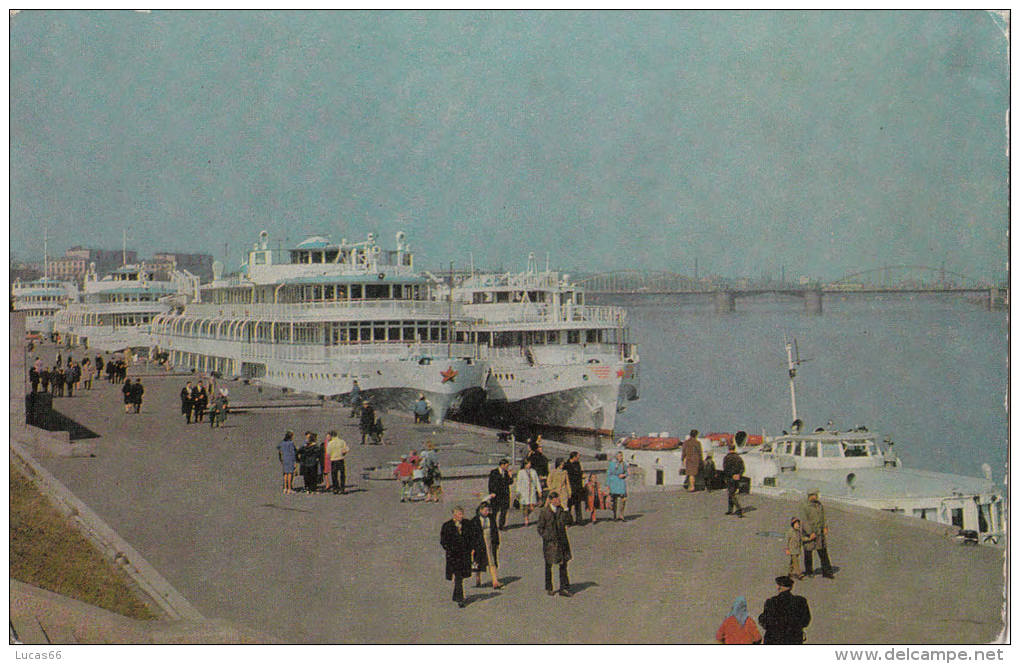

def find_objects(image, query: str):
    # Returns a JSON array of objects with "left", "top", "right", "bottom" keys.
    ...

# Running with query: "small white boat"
[{"left": 615, "top": 338, "right": 1006, "bottom": 543}]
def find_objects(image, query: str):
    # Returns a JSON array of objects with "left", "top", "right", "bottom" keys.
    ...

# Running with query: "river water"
[{"left": 612, "top": 294, "right": 1008, "bottom": 486}]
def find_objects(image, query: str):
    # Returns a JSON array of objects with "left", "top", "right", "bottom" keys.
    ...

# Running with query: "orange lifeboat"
[
  {"left": 644, "top": 437, "right": 681, "bottom": 451},
  {"left": 745, "top": 434, "right": 764, "bottom": 446},
  {"left": 624, "top": 437, "right": 654, "bottom": 450}
]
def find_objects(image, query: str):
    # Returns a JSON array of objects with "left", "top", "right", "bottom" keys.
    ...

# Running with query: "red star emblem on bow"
[
  {"left": 440, "top": 366, "right": 458, "bottom": 383},
  {"left": 616, "top": 369, "right": 625, "bottom": 378}
]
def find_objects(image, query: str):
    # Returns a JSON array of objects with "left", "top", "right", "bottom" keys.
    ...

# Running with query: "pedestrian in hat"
[
  {"left": 785, "top": 517, "right": 808, "bottom": 579},
  {"left": 801, "top": 489, "right": 835, "bottom": 578},
  {"left": 440, "top": 506, "right": 473, "bottom": 608},
  {"left": 758, "top": 576, "right": 811, "bottom": 644},
  {"left": 469, "top": 501, "right": 503, "bottom": 590},
  {"left": 723, "top": 435, "right": 746, "bottom": 517}
]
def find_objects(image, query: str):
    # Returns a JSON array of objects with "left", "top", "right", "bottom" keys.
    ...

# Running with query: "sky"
[{"left": 9, "top": 10, "right": 1010, "bottom": 282}]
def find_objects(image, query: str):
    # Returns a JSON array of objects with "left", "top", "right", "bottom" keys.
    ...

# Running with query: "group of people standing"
[
  {"left": 29, "top": 355, "right": 99, "bottom": 397},
  {"left": 393, "top": 442, "right": 442, "bottom": 502},
  {"left": 179, "top": 380, "right": 229, "bottom": 426},
  {"left": 276, "top": 429, "right": 351, "bottom": 495},
  {"left": 121, "top": 378, "right": 145, "bottom": 413}
]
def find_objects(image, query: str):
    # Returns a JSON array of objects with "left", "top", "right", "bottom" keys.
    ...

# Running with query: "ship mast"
[
  {"left": 784, "top": 336, "right": 801, "bottom": 423},
  {"left": 43, "top": 228, "right": 48, "bottom": 279}
]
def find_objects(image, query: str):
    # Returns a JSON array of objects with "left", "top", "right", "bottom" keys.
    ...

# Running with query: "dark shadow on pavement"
[
  {"left": 621, "top": 514, "right": 644, "bottom": 522},
  {"left": 464, "top": 592, "right": 501, "bottom": 606},
  {"left": 260, "top": 503, "right": 314, "bottom": 514},
  {"left": 25, "top": 395, "right": 100, "bottom": 440},
  {"left": 567, "top": 581, "right": 599, "bottom": 595},
  {"left": 497, "top": 575, "right": 522, "bottom": 587}
]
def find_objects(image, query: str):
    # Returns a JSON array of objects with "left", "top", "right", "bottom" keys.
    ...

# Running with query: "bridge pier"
[
  {"left": 714, "top": 291, "right": 735, "bottom": 314},
  {"left": 804, "top": 289, "right": 823, "bottom": 315}
]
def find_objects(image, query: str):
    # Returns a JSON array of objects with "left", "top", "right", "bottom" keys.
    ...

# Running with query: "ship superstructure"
[
  {"left": 53, "top": 263, "right": 197, "bottom": 352},
  {"left": 448, "top": 253, "right": 639, "bottom": 435},
  {"left": 12, "top": 277, "right": 79, "bottom": 336},
  {"left": 151, "top": 231, "right": 485, "bottom": 422}
]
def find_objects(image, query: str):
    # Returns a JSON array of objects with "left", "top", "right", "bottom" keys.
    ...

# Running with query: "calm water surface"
[{"left": 613, "top": 295, "right": 1008, "bottom": 485}]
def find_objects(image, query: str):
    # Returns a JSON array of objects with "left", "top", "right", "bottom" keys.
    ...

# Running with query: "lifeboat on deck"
[
  {"left": 624, "top": 435, "right": 681, "bottom": 450},
  {"left": 704, "top": 432, "right": 734, "bottom": 447}
]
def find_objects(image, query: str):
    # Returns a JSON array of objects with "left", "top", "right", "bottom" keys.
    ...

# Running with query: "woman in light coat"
[
  {"left": 606, "top": 451, "right": 629, "bottom": 521},
  {"left": 514, "top": 459, "right": 542, "bottom": 525}
]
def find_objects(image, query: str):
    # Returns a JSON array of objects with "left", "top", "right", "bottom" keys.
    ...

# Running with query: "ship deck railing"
[{"left": 177, "top": 299, "right": 459, "bottom": 320}]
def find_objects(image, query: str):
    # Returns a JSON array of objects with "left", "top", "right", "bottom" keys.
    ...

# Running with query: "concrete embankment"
[{"left": 12, "top": 339, "right": 1007, "bottom": 644}]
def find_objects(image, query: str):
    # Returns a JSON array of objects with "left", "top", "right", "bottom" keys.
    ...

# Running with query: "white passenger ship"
[
  {"left": 11, "top": 277, "right": 79, "bottom": 336},
  {"left": 448, "top": 254, "right": 639, "bottom": 435},
  {"left": 53, "top": 263, "right": 198, "bottom": 352},
  {"left": 151, "top": 231, "right": 486, "bottom": 423}
]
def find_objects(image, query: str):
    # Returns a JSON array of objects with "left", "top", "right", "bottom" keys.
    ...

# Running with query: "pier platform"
[{"left": 11, "top": 343, "right": 1007, "bottom": 644}]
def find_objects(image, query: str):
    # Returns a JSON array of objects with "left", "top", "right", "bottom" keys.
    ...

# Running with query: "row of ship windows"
[
  {"left": 62, "top": 314, "right": 154, "bottom": 326},
  {"left": 210, "top": 284, "right": 429, "bottom": 305},
  {"left": 160, "top": 319, "right": 453, "bottom": 344}
]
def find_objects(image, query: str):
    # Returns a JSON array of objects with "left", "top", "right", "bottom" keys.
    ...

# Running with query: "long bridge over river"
[{"left": 577, "top": 265, "right": 1008, "bottom": 313}]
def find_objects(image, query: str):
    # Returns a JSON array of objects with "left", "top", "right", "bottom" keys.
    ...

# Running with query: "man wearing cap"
[
  {"left": 722, "top": 435, "right": 746, "bottom": 517},
  {"left": 487, "top": 459, "right": 513, "bottom": 530},
  {"left": 759, "top": 576, "right": 811, "bottom": 644},
  {"left": 801, "top": 489, "right": 834, "bottom": 578},
  {"left": 537, "top": 491, "right": 574, "bottom": 596}
]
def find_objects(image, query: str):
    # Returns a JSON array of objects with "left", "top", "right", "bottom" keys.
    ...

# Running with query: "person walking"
[
  {"left": 181, "top": 382, "right": 195, "bottom": 423},
  {"left": 487, "top": 459, "right": 513, "bottom": 530},
  {"left": 325, "top": 429, "right": 350, "bottom": 494},
  {"left": 514, "top": 459, "right": 542, "bottom": 525},
  {"left": 297, "top": 432, "right": 322, "bottom": 492},
  {"left": 606, "top": 450, "right": 629, "bottom": 521},
  {"left": 421, "top": 441, "right": 442, "bottom": 502},
  {"left": 40, "top": 366, "right": 51, "bottom": 394},
  {"left": 359, "top": 401, "right": 376, "bottom": 445},
  {"left": 53, "top": 366, "right": 66, "bottom": 397},
  {"left": 131, "top": 380, "right": 144, "bottom": 413},
  {"left": 194, "top": 384, "right": 208, "bottom": 423},
  {"left": 681, "top": 429, "right": 703, "bottom": 492},
  {"left": 546, "top": 458, "right": 571, "bottom": 509},
  {"left": 121, "top": 378, "right": 133, "bottom": 413},
  {"left": 584, "top": 473, "right": 608, "bottom": 524},
  {"left": 348, "top": 379, "right": 362, "bottom": 418},
  {"left": 715, "top": 596, "right": 763, "bottom": 644},
  {"left": 29, "top": 363, "right": 39, "bottom": 394},
  {"left": 723, "top": 437, "right": 746, "bottom": 517},
  {"left": 440, "top": 506, "right": 473, "bottom": 608},
  {"left": 563, "top": 451, "right": 586, "bottom": 524},
  {"left": 526, "top": 439, "right": 550, "bottom": 487},
  {"left": 537, "top": 491, "right": 573, "bottom": 596},
  {"left": 95, "top": 355, "right": 104, "bottom": 380},
  {"left": 785, "top": 517, "right": 808, "bottom": 579},
  {"left": 82, "top": 358, "right": 93, "bottom": 390},
  {"left": 277, "top": 431, "right": 297, "bottom": 494},
  {"left": 469, "top": 501, "right": 503, "bottom": 590},
  {"left": 701, "top": 451, "right": 718, "bottom": 491},
  {"left": 801, "top": 489, "right": 835, "bottom": 578},
  {"left": 758, "top": 576, "right": 811, "bottom": 644}
]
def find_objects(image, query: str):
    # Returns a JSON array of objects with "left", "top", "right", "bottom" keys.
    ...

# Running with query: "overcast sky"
[{"left": 9, "top": 10, "right": 1009, "bottom": 281}]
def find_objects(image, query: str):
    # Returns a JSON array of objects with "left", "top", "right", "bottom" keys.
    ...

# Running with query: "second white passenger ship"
[
  {"left": 151, "top": 231, "right": 486, "bottom": 423},
  {"left": 448, "top": 254, "right": 640, "bottom": 436}
]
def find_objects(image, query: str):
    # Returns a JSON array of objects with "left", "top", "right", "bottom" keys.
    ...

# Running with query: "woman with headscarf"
[{"left": 715, "top": 596, "right": 762, "bottom": 644}]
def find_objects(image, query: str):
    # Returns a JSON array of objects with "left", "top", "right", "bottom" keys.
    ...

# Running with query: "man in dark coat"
[
  {"left": 758, "top": 576, "right": 811, "bottom": 644},
  {"left": 723, "top": 437, "right": 746, "bottom": 517},
  {"left": 131, "top": 380, "right": 144, "bottom": 413},
  {"left": 526, "top": 440, "right": 550, "bottom": 485},
  {"left": 563, "top": 451, "right": 586, "bottom": 523},
  {"left": 487, "top": 459, "right": 514, "bottom": 530},
  {"left": 40, "top": 367, "right": 51, "bottom": 394},
  {"left": 537, "top": 491, "right": 573, "bottom": 596},
  {"left": 296, "top": 432, "right": 321, "bottom": 492},
  {"left": 468, "top": 501, "right": 503, "bottom": 590},
  {"left": 359, "top": 401, "right": 376, "bottom": 445},
  {"left": 29, "top": 365, "right": 39, "bottom": 394},
  {"left": 440, "top": 506, "right": 473, "bottom": 607},
  {"left": 181, "top": 382, "right": 194, "bottom": 423}
]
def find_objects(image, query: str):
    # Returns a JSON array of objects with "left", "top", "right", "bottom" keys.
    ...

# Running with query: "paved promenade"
[{"left": 19, "top": 346, "right": 1006, "bottom": 644}]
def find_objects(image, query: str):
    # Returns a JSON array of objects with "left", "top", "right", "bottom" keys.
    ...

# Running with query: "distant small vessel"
[{"left": 613, "top": 338, "right": 1006, "bottom": 542}]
